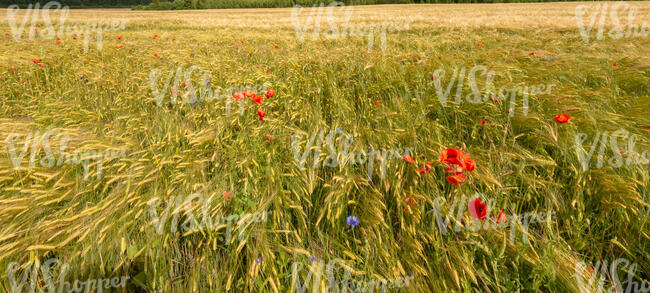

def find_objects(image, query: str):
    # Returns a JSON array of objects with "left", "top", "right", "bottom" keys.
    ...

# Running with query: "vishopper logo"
[
  {"left": 574, "top": 129, "right": 649, "bottom": 171},
  {"left": 290, "top": 128, "right": 413, "bottom": 181},
  {"left": 6, "top": 1, "right": 128, "bottom": 53},
  {"left": 574, "top": 258, "right": 649, "bottom": 293},
  {"left": 4, "top": 129, "right": 128, "bottom": 181},
  {"left": 291, "top": 1, "right": 411, "bottom": 52},
  {"left": 429, "top": 193, "right": 555, "bottom": 244},
  {"left": 148, "top": 64, "right": 269, "bottom": 113},
  {"left": 575, "top": 2, "right": 649, "bottom": 43},
  {"left": 431, "top": 65, "right": 556, "bottom": 117},
  {"left": 147, "top": 193, "right": 271, "bottom": 244},
  {"left": 6, "top": 258, "right": 129, "bottom": 293},
  {"left": 291, "top": 257, "right": 414, "bottom": 293}
]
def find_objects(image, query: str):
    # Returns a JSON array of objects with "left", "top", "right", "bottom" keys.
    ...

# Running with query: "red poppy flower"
[
  {"left": 418, "top": 161, "right": 432, "bottom": 174},
  {"left": 266, "top": 135, "right": 273, "bottom": 141},
  {"left": 445, "top": 172, "right": 467, "bottom": 186},
  {"left": 153, "top": 52, "right": 159, "bottom": 57},
  {"left": 223, "top": 191, "right": 233, "bottom": 200},
  {"left": 495, "top": 210, "right": 507, "bottom": 224},
  {"left": 480, "top": 118, "right": 486, "bottom": 126},
  {"left": 114, "top": 45, "right": 123, "bottom": 49},
  {"left": 529, "top": 52, "right": 535, "bottom": 55},
  {"left": 73, "top": 36, "right": 77, "bottom": 40},
  {"left": 477, "top": 43, "right": 483, "bottom": 47},
  {"left": 374, "top": 100, "right": 381, "bottom": 106},
  {"left": 55, "top": 40, "right": 61, "bottom": 44},
  {"left": 39, "top": 64, "right": 46, "bottom": 68},
  {"left": 182, "top": 83, "right": 188, "bottom": 88},
  {"left": 403, "top": 155, "right": 414, "bottom": 164},
  {"left": 453, "top": 53, "right": 457, "bottom": 57},
  {"left": 153, "top": 34, "right": 159, "bottom": 39},
  {"left": 172, "top": 38, "right": 176, "bottom": 41},
  {"left": 490, "top": 97, "right": 499, "bottom": 103},
  {"left": 233, "top": 92, "right": 245, "bottom": 101},
  {"left": 252, "top": 94, "right": 264, "bottom": 106},
  {"left": 274, "top": 45, "right": 279, "bottom": 49},
  {"left": 553, "top": 113, "right": 571, "bottom": 123},
  {"left": 468, "top": 197, "right": 487, "bottom": 221},
  {"left": 612, "top": 62, "right": 617, "bottom": 67},
  {"left": 266, "top": 70, "right": 270, "bottom": 75},
  {"left": 462, "top": 159, "right": 476, "bottom": 172},
  {"left": 4, "top": 32, "right": 8, "bottom": 36},
  {"left": 31, "top": 59, "right": 40, "bottom": 64},
  {"left": 440, "top": 148, "right": 461, "bottom": 165},
  {"left": 265, "top": 90, "right": 275, "bottom": 98},
  {"left": 10, "top": 66, "right": 17, "bottom": 71},
  {"left": 455, "top": 151, "right": 473, "bottom": 170},
  {"left": 643, "top": 126, "right": 650, "bottom": 130},
  {"left": 257, "top": 108, "right": 267, "bottom": 121},
  {"left": 117, "top": 36, "right": 122, "bottom": 41},
  {"left": 244, "top": 90, "right": 255, "bottom": 97}
]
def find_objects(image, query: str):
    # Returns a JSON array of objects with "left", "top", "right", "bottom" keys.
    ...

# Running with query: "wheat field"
[{"left": 1, "top": 2, "right": 649, "bottom": 292}]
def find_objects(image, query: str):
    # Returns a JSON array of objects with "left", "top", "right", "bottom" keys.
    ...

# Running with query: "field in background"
[{"left": 1, "top": 2, "right": 649, "bottom": 292}]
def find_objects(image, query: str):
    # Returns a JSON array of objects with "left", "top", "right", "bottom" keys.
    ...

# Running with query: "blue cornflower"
[
  {"left": 336, "top": 126, "right": 342, "bottom": 131},
  {"left": 205, "top": 77, "right": 211, "bottom": 84},
  {"left": 308, "top": 256, "right": 316, "bottom": 262},
  {"left": 346, "top": 216, "right": 360, "bottom": 228},
  {"left": 190, "top": 53, "right": 195, "bottom": 57}
]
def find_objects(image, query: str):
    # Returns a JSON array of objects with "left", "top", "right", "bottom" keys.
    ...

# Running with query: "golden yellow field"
[{"left": 1, "top": 2, "right": 649, "bottom": 292}]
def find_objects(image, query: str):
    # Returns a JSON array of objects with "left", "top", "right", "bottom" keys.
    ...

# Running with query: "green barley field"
[{"left": 0, "top": 2, "right": 649, "bottom": 292}]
